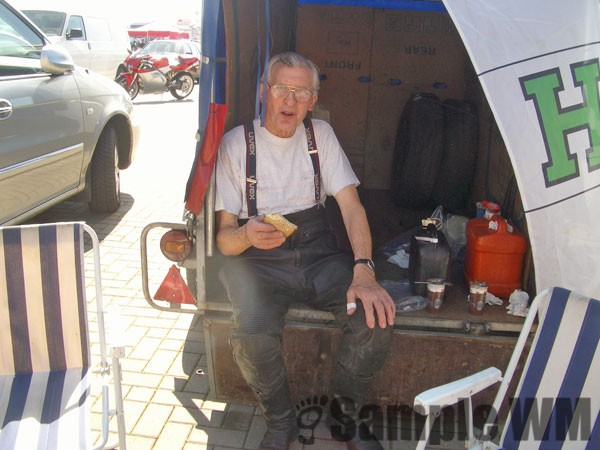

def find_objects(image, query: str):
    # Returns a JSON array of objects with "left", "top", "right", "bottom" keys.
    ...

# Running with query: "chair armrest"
[{"left": 414, "top": 367, "right": 502, "bottom": 416}]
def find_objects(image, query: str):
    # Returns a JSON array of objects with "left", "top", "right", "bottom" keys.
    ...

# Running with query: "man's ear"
[
  {"left": 259, "top": 81, "right": 265, "bottom": 103},
  {"left": 307, "top": 94, "right": 318, "bottom": 112}
]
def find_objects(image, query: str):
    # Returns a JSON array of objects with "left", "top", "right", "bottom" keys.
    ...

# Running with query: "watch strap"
[{"left": 354, "top": 258, "right": 375, "bottom": 271}]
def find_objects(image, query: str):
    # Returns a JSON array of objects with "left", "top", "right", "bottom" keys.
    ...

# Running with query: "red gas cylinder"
[
  {"left": 465, "top": 216, "right": 488, "bottom": 237},
  {"left": 464, "top": 216, "right": 527, "bottom": 298}
]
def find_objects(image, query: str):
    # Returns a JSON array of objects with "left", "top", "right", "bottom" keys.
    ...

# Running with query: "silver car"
[{"left": 0, "top": 0, "right": 136, "bottom": 225}]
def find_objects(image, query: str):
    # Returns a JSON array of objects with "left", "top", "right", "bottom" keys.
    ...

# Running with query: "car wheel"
[
  {"left": 89, "top": 126, "right": 121, "bottom": 213},
  {"left": 169, "top": 72, "right": 194, "bottom": 99}
]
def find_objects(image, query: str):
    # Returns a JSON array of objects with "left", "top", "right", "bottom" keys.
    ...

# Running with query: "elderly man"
[{"left": 215, "top": 51, "right": 395, "bottom": 450}]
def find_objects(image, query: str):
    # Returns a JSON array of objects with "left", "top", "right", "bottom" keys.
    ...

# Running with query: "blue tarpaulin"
[{"left": 297, "top": 0, "right": 446, "bottom": 12}]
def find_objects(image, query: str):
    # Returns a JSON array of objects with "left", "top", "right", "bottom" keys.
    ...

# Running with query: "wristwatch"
[{"left": 354, "top": 258, "right": 375, "bottom": 271}]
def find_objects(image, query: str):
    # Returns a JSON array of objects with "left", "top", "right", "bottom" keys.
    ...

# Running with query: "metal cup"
[
  {"left": 469, "top": 281, "right": 488, "bottom": 315},
  {"left": 426, "top": 278, "right": 446, "bottom": 313}
]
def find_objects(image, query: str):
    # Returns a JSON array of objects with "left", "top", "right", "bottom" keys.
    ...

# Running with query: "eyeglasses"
[{"left": 267, "top": 83, "right": 314, "bottom": 103}]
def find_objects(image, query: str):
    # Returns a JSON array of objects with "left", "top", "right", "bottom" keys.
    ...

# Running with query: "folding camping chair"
[
  {"left": 413, "top": 286, "right": 600, "bottom": 450},
  {"left": 0, "top": 222, "right": 126, "bottom": 449}
]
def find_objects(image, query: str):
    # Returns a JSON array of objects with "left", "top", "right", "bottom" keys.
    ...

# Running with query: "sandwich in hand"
[{"left": 263, "top": 214, "right": 298, "bottom": 238}]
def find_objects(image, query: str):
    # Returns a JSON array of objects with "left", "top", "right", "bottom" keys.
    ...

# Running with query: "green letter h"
[{"left": 521, "top": 59, "right": 600, "bottom": 187}]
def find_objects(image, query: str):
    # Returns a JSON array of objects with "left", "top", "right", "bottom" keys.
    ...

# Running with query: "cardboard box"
[
  {"left": 295, "top": 5, "right": 374, "bottom": 179},
  {"left": 363, "top": 9, "right": 468, "bottom": 189},
  {"left": 296, "top": 6, "right": 469, "bottom": 189}
]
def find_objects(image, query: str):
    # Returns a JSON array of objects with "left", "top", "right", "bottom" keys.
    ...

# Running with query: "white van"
[{"left": 20, "top": 7, "right": 130, "bottom": 79}]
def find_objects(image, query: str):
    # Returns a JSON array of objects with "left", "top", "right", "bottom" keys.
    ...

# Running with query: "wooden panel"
[{"left": 204, "top": 313, "right": 526, "bottom": 416}]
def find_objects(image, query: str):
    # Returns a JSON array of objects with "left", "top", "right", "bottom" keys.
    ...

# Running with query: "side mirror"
[
  {"left": 40, "top": 44, "right": 75, "bottom": 74},
  {"left": 67, "top": 28, "right": 84, "bottom": 39}
]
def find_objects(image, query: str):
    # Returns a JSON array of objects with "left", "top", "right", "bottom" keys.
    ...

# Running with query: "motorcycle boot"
[
  {"left": 230, "top": 333, "right": 298, "bottom": 450},
  {"left": 327, "top": 368, "right": 384, "bottom": 450}
]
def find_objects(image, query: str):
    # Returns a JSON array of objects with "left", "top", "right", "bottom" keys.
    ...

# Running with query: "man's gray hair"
[{"left": 263, "top": 52, "right": 320, "bottom": 92}]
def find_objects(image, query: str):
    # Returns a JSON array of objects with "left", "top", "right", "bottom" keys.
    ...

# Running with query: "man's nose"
[{"left": 284, "top": 90, "right": 297, "bottom": 104}]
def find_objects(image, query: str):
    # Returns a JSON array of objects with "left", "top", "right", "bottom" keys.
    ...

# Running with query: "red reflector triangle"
[{"left": 154, "top": 264, "right": 196, "bottom": 304}]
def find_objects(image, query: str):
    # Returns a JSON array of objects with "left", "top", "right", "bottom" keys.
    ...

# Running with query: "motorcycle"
[{"left": 115, "top": 53, "right": 199, "bottom": 100}]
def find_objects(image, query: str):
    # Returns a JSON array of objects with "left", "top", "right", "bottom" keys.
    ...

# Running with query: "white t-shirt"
[{"left": 215, "top": 118, "right": 359, "bottom": 219}]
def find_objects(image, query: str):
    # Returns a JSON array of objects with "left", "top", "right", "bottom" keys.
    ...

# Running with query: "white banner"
[{"left": 443, "top": 0, "right": 600, "bottom": 297}]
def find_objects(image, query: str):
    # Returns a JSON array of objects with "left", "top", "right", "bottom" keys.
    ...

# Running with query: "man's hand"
[
  {"left": 346, "top": 265, "right": 396, "bottom": 329},
  {"left": 216, "top": 211, "right": 286, "bottom": 255},
  {"left": 244, "top": 216, "right": 287, "bottom": 250}
]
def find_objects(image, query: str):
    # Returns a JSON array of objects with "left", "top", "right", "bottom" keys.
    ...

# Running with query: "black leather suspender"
[
  {"left": 303, "top": 118, "right": 321, "bottom": 206},
  {"left": 244, "top": 119, "right": 320, "bottom": 217},
  {"left": 243, "top": 121, "right": 258, "bottom": 217}
]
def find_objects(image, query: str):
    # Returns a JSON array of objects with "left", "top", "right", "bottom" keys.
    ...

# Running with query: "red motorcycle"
[{"left": 116, "top": 53, "right": 199, "bottom": 100}]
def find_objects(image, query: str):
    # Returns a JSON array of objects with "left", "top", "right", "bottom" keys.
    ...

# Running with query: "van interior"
[{"left": 203, "top": 1, "right": 534, "bottom": 310}]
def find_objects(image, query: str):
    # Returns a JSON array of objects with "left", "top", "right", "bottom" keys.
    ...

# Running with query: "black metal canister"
[{"left": 408, "top": 222, "right": 451, "bottom": 296}]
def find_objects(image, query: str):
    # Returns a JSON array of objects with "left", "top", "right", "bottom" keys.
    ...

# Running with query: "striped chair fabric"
[
  {"left": 0, "top": 222, "right": 103, "bottom": 449},
  {"left": 414, "top": 286, "right": 600, "bottom": 450},
  {"left": 499, "top": 287, "right": 600, "bottom": 449}
]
